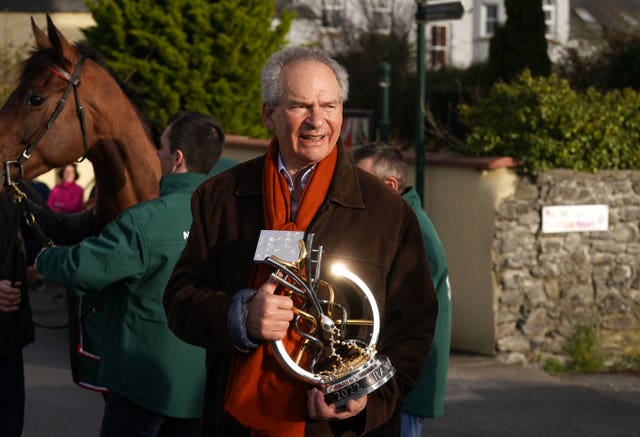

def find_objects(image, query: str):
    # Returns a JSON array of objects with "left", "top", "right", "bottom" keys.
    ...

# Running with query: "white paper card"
[{"left": 253, "top": 230, "right": 305, "bottom": 262}]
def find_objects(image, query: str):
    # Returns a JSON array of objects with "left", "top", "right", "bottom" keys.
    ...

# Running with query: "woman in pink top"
[{"left": 47, "top": 164, "right": 84, "bottom": 213}]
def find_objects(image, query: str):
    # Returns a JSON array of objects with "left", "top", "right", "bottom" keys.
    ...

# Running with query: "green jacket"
[
  {"left": 36, "top": 173, "right": 208, "bottom": 418},
  {"left": 402, "top": 187, "right": 452, "bottom": 419},
  {"left": 208, "top": 156, "right": 238, "bottom": 176}
]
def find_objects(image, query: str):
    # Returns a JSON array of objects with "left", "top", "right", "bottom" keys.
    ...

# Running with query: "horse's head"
[
  {"left": 0, "top": 16, "right": 160, "bottom": 220},
  {"left": 0, "top": 16, "right": 92, "bottom": 186}
]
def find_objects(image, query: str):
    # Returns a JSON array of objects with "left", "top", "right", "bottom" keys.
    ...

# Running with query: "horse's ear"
[
  {"left": 31, "top": 17, "right": 52, "bottom": 49},
  {"left": 46, "top": 14, "right": 77, "bottom": 67}
]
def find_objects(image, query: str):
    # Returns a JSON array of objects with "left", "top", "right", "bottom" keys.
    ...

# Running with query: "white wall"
[{"left": 1, "top": 12, "right": 94, "bottom": 49}]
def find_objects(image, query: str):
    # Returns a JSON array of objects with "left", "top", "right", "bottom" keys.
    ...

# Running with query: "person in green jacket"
[
  {"left": 352, "top": 143, "right": 452, "bottom": 437},
  {"left": 35, "top": 111, "right": 225, "bottom": 437},
  {"left": 209, "top": 156, "right": 238, "bottom": 176}
]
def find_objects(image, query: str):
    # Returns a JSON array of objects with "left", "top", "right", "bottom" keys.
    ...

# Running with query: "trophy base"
[{"left": 322, "top": 355, "right": 395, "bottom": 408}]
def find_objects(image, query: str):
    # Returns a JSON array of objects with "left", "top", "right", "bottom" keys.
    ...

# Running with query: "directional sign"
[{"left": 426, "top": 1, "right": 464, "bottom": 21}]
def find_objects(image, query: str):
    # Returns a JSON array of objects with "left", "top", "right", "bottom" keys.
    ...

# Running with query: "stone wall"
[{"left": 494, "top": 170, "right": 640, "bottom": 365}]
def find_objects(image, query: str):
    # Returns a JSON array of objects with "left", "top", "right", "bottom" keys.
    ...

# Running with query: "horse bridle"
[
  {"left": 0, "top": 56, "right": 97, "bottom": 331},
  {"left": 2, "top": 54, "right": 90, "bottom": 188}
]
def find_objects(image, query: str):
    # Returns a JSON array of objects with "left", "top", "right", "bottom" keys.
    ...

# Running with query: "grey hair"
[
  {"left": 351, "top": 143, "right": 408, "bottom": 191},
  {"left": 261, "top": 46, "right": 349, "bottom": 106}
]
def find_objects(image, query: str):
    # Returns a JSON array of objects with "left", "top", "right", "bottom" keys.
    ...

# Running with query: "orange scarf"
[{"left": 224, "top": 138, "right": 338, "bottom": 437}]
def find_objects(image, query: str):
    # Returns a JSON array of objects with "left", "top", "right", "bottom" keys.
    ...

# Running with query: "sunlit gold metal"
[{"left": 264, "top": 233, "right": 395, "bottom": 407}]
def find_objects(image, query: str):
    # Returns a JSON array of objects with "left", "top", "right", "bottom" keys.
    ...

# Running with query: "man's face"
[
  {"left": 158, "top": 125, "right": 175, "bottom": 175},
  {"left": 262, "top": 61, "right": 343, "bottom": 172}
]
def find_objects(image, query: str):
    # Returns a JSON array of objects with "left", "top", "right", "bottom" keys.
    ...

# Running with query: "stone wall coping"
[
  {"left": 225, "top": 136, "right": 520, "bottom": 171},
  {"left": 226, "top": 134, "right": 270, "bottom": 149},
  {"left": 423, "top": 153, "right": 520, "bottom": 170}
]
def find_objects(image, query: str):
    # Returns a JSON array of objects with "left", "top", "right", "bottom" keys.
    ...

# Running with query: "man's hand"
[
  {"left": 26, "top": 266, "right": 44, "bottom": 287},
  {"left": 307, "top": 387, "right": 367, "bottom": 420},
  {"left": 34, "top": 246, "right": 51, "bottom": 274},
  {"left": 0, "top": 279, "right": 21, "bottom": 312},
  {"left": 246, "top": 278, "right": 294, "bottom": 340}
]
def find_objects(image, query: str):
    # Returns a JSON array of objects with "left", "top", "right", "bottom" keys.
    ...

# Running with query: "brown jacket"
[{"left": 164, "top": 143, "right": 437, "bottom": 436}]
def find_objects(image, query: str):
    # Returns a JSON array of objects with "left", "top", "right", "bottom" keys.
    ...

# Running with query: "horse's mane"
[{"left": 20, "top": 42, "right": 159, "bottom": 146}]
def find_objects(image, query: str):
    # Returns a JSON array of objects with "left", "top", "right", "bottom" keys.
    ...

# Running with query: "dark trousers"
[
  {"left": 99, "top": 393, "right": 200, "bottom": 437},
  {"left": 0, "top": 352, "right": 25, "bottom": 437}
]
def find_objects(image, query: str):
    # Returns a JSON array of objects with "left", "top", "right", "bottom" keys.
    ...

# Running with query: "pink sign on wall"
[{"left": 541, "top": 204, "right": 609, "bottom": 233}]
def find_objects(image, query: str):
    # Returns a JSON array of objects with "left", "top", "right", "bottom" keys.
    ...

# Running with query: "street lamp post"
[{"left": 378, "top": 62, "right": 391, "bottom": 143}]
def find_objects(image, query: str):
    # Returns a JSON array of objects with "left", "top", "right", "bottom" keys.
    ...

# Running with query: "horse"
[
  {"left": 0, "top": 17, "right": 163, "bottom": 394},
  {"left": 0, "top": 15, "right": 161, "bottom": 222}
]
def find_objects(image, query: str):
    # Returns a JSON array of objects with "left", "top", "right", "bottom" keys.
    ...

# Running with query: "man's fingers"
[
  {"left": 307, "top": 387, "right": 322, "bottom": 419},
  {"left": 258, "top": 280, "right": 294, "bottom": 311},
  {"left": 259, "top": 278, "right": 279, "bottom": 294},
  {"left": 0, "top": 279, "right": 21, "bottom": 292},
  {"left": 247, "top": 280, "right": 294, "bottom": 340},
  {"left": 307, "top": 388, "right": 367, "bottom": 420},
  {"left": 0, "top": 286, "right": 20, "bottom": 312},
  {"left": 0, "top": 280, "right": 22, "bottom": 308},
  {"left": 0, "top": 304, "right": 19, "bottom": 312},
  {"left": 259, "top": 279, "right": 294, "bottom": 310}
]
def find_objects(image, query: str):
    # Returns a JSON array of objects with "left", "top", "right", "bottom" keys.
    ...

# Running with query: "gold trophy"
[{"left": 254, "top": 231, "right": 395, "bottom": 407}]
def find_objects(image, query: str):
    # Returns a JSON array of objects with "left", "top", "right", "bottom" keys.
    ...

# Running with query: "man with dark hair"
[
  {"left": 36, "top": 111, "right": 224, "bottom": 437},
  {"left": 163, "top": 110, "right": 225, "bottom": 175},
  {"left": 353, "top": 143, "right": 452, "bottom": 437},
  {"left": 163, "top": 47, "right": 437, "bottom": 436}
]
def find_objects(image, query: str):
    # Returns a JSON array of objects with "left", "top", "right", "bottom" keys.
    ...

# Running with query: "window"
[
  {"left": 430, "top": 25, "right": 447, "bottom": 69},
  {"left": 322, "top": 0, "right": 344, "bottom": 30},
  {"left": 543, "top": 0, "right": 556, "bottom": 37},
  {"left": 484, "top": 4, "right": 498, "bottom": 37},
  {"left": 371, "top": 0, "right": 393, "bottom": 33}
]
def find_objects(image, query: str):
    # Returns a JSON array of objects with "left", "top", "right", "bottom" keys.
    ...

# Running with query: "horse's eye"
[{"left": 28, "top": 94, "right": 44, "bottom": 106}]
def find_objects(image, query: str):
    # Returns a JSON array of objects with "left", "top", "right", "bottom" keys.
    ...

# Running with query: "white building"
[
  {"left": 4, "top": 1, "right": 640, "bottom": 70},
  {"left": 279, "top": 0, "right": 640, "bottom": 69}
]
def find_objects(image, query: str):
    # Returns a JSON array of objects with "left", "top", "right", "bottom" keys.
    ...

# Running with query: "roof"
[
  {"left": 571, "top": 0, "right": 640, "bottom": 40},
  {"left": 0, "top": 0, "right": 88, "bottom": 12}
]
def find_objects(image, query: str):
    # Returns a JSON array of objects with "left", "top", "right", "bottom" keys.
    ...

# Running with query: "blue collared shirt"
[{"left": 277, "top": 153, "right": 316, "bottom": 219}]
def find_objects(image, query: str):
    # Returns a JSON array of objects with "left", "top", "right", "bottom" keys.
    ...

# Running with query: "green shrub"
[
  {"left": 84, "top": 0, "right": 292, "bottom": 135},
  {"left": 460, "top": 70, "right": 640, "bottom": 172},
  {"left": 542, "top": 357, "right": 566, "bottom": 374},
  {"left": 566, "top": 325, "right": 605, "bottom": 372},
  {"left": 610, "top": 354, "right": 640, "bottom": 372},
  {"left": 0, "top": 43, "right": 27, "bottom": 105},
  {"left": 544, "top": 324, "right": 605, "bottom": 373}
]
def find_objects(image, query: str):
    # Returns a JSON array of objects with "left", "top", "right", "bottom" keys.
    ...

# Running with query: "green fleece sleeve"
[{"left": 36, "top": 210, "right": 146, "bottom": 293}]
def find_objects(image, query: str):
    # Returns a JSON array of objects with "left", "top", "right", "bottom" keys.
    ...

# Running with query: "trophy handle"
[{"left": 271, "top": 262, "right": 380, "bottom": 384}]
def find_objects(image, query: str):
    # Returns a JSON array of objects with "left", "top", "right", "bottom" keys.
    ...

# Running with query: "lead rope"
[
  {"left": 8, "top": 182, "right": 99, "bottom": 330},
  {"left": 7, "top": 183, "right": 66, "bottom": 329}
]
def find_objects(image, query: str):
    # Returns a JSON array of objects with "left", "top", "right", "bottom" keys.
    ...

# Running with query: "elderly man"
[
  {"left": 352, "top": 144, "right": 452, "bottom": 437},
  {"left": 163, "top": 47, "right": 437, "bottom": 436}
]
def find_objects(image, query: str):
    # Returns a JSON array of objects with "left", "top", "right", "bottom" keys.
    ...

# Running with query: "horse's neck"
[{"left": 89, "top": 113, "right": 161, "bottom": 222}]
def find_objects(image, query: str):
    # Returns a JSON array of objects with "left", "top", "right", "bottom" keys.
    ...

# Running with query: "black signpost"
[
  {"left": 425, "top": 1, "right": 464, "bottom": 22},
  {"left": 415, "top": 0, "right": 465, "bottom": 203}
]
